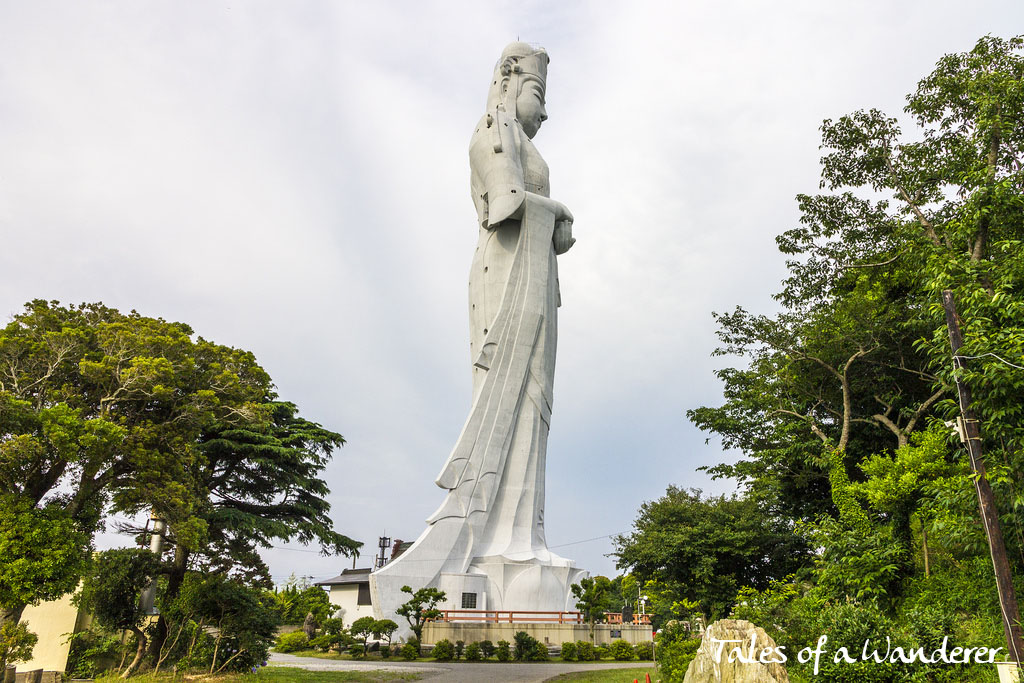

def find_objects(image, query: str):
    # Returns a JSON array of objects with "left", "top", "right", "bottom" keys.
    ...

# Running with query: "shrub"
[
  {"left": 594, "top": 645, "right": 609, "bottom": 660},
  {"left": 634, "top": 640, "right": 654, "bottom": 660},
  {"left": 480, "top": 639, "right": 495, "bottom": 659},
  {"left": 806, "top": 600, "right": 903, "bottom": 682},
  {"left": 575, "top": 640, "right": 595, "bottom": 661},
  {"left": 308, "top": 634, "right": 332, "bottom": 652},
  {"left": 496, "top": 639, "right": 511, "bottom": 662},
  {"left": 465, "top": 642, "right": 482, "bottom": 661},
  {"left": 560, "top": 641, "right": 577, "bottom": 661},
  {"left": 64, "top": 629, "right": 125, "bottom": 678},
  {"left": 432, "top": 639, "right": 455, "bottom": 661},
  {"left": 530, "top": 640, "right": 550, "bottom": 661},
  {"left": 380, "top": 643, "right": 392, "bottom": 658},
  {"left": 455, "top": 639, "right": 465, "bottom": 659},
  {"left": 657, "top": 625, "right": 701, "bottom": 683},
  {"left": 609, "top": 639, "right": 635, "bottom": 661},
  {"left": 274, "top": 631, "right": 309, "bottom": 653},
  {"left": 400, "top": 643, "right": 418, "bottom": 660},
  {"left": 347, "top": 643, "right": 364, "bottom": 659},
  {"left": 513, "top": 631, "right": 539, "bottom": 661}
]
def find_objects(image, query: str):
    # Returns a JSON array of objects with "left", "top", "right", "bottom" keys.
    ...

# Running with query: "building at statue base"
[
  {"left": 315, "top": 567, "right": 375, "bottom": 625},
  {"left": 422, "top": 617, "right": 653, "bottom": 649}
]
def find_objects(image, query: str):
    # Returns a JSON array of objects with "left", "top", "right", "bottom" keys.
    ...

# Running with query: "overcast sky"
[{"left": 2, "top": 1, "right": 1022, "bottom": 584}]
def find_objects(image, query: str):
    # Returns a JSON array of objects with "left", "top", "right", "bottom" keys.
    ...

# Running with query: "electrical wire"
[{"left": 955, "top": 353, "right": 1024, "bottom": 370}]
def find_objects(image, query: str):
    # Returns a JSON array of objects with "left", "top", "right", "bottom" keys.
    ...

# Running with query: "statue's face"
[{"left": 515, "top": 78, "right": 547, "bottom": 139}]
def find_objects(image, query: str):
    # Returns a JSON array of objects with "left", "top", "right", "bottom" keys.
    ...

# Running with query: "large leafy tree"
[
  {"left": 612, "top": 487, "right": 809, "bottom": 620},
  {"left": 688, "top": 34, "right": 1024, "bottom": 618},
  {"left": 0, "top": 300, "right": 266, "bottom": 634},
  {"left": 0, "top": 300, "right": 358, "bottom": 646}
]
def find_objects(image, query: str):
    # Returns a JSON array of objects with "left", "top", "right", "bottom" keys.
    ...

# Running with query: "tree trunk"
[
  {"left": 149, "top": 545, "right": 190, "bottom": 662},
  {"left": 0, "top": 605, "right": 26, "bottom": 632},
  {"left": 120, "top": 626, "right": 148, "bottom": 679}
]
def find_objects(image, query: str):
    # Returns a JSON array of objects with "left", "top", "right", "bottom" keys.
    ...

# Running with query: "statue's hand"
[
  {"left": 553, "top": 219, "right": 575, "bottom": 255},
  {"left": 553, "top": 202, "right": 573, "bottom": 224}
]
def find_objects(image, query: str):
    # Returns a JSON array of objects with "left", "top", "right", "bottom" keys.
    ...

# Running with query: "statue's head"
[{"left": 486, "top": 42, "right": 549, "bottom": 139}]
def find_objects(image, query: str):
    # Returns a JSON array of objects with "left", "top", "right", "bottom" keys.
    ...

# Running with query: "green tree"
[
  {"left": 395, "top": 585, "right": 445, "bottom": 653},
  {"left": 350, "top": 616, "right": 375, "bottom": 655},
  {"left": 0, "top": 301, "right": 271, "bottom": 633},
  {"left": 570, "top": 576, "right": 614, "bottom": 635},
  {"left": 76, "top": 548, "right": 162, "bottom": 678},
  {"left": 372, "top": 619, "right": 399, "bottom": 650},
  {"left": 0, "top": 495, "right": 89, "bottom": 662},
  {"left": 613, "top": 488, "right": 808, "bottom": 619},
  {"left": 0, "top": 621, "right": 37, "bottom": 673},
  {"left": 161, "top": 573, "right": 280, "bottom": 671}
]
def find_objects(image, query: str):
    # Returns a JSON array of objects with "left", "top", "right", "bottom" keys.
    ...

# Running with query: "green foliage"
[
  {"left": 495, "top": 639, "right": 511, "bottom": 662},
  {"left": 372, "top": 619, "right": 398, "bottom": 644},
  {"left": 613, "top": 487, "right": 809, "bottom": 619},
  {"left": 0, "top": 621, "right": 37, "bottom": 672},
  {"left": 634, "top": 640, "right": 654, "bottom": 660},
  {"left": 609, "top": 639, "right": 635, "bottom": 661},
  {"left": 399, "top": 642, "right": 418, "bottom": 660},
  {"left": 274, "top": 631, "right": 309, "bottom": 653},
  {"left": 0, "top": 299, "right": 357, "bottom": 669},
  {"left": 669, "top": 34, "right": 1024, "bottom": 683},
  {"left": 78, "top": 548, "right": 161, "bottom": 634},
  {"left": 272, "top": 578, "right": 339, "bottom": 625},
  {"left": 311, "top": 618, "right": 352, "bottom": 655},
  {"left": 167, "top": 572, "right": 279, "bottom": 672},
  {"left": 395, "top": 585, "right": 445, "bottom": 649},
  {"left": 350, "top": 616, "right": 375, "bottom": 654},
  {"left": 479, "top": 639, "right": 495, "bottom": 659},
  {"left": 64, "top": 629, "right": 126, "bottom": 678},
  {"left": 464, "top": 641, "right": 482, "bottom": 661},
  {"left": 575, "top": 640, "right": 595, "bottom": 661},
  {"left": 512, "top": 631, "right": 537, "bottom": 661},
  {"left": 0, "top": 495, "right": 89, "bottom": 633},
  {"left": 570, "top": 576, "right": 614, "bottom": 625},
  {"left": 559, "top": 641, "right": 577, "bottom": 661},
  {"left": 431, "top": 638, "right": 454, "bottom": 661},
  {"left": 594, "top": 645, "right": 609, "bottom": 660},
  {"left": 454, "top": 639, "right": 464, "bottom": 659},
  {"left": 656, "top": 622, "right": 701, "bottom": 683},
  {"left": 312, "top": 617, "right": 351, "bottom": 653}
]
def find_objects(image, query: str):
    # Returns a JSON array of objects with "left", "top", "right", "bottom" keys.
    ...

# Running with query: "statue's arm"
[{"left": 469, "top": 112, "right": 574, "bottom": 252}]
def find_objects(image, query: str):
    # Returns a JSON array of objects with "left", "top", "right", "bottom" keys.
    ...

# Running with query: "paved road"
[{"left": 269, "top": 652, "right": 657, "bottom": 682}]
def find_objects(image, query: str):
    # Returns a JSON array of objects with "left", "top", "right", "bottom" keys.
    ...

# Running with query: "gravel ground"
[{"left": 269, "top": 651, "right": 657, "bottom": 682}]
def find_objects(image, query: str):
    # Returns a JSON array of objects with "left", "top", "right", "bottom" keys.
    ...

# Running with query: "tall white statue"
[{"left": 371, "top": 42, "right": 585, "bottom": 626}]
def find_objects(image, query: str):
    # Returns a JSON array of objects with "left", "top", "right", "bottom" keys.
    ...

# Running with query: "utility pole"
[
  {"left": 942, "top": 290, "right": 1024, "bottom": 664},
  {"left": 139, "top": 514, "right": 166, "bottom": 615}
]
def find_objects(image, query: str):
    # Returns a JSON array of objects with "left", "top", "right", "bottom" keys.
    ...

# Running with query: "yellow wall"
[{"left": 17, "top": 593, "right": 84, "bottom": 673}]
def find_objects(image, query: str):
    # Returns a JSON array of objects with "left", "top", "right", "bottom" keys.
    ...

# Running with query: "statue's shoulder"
[
  {"left": 470, "top": 110, "right": 522, "bottom": 161},
  {"left": 469, "top": 110, "right": 526, "bottom": 228}
]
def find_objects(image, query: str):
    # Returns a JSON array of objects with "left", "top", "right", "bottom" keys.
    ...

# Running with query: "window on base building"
[
  {"left": 357, "top": 583, "right": 371, "bottom": 606},
  {"left": 461, "top": 592, "right": 477, "bottom": 609}
]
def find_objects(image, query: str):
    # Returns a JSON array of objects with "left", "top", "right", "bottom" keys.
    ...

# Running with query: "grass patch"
[
  {"left": 545, "top": 667, "right": 659, "bottom": 682},
  {"left": 95, "top": 667, "right": 422, "bottom": 682}
]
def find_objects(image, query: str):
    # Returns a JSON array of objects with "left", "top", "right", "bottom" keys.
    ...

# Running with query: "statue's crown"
[{"left": 496, "top": 42, "right": 548, "bottom": 85}]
